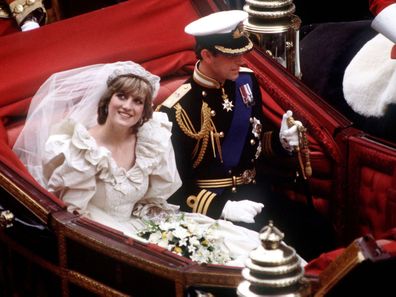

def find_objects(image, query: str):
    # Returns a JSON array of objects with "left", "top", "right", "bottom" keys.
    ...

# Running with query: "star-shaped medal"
[{"left": 222, "top": 98, "right": 234, "bottom": 112}]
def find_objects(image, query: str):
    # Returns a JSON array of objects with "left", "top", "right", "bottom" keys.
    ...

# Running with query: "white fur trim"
[
  {"left": 343, "top": 34, "right": 396, "bottom": 117},
  {"left": 372, "top": 3, "right": 396, "bottom": 43}
]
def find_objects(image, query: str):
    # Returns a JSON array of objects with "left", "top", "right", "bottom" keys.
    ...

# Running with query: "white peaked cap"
[
  {"left": 185, "top": 10, "right": 249, "bottom": 36},
  {"left": 184, "top": 10, "right": 253, "bottom": 55}
]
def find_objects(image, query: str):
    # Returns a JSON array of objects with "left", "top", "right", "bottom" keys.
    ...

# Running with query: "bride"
[{"left": 13, "top": 61, "right": 264, "bottom": 266}]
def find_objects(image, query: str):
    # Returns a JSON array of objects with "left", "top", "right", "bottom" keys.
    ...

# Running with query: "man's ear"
[{"left": 201, "top": 49, "right": 214, "bottom": 62}]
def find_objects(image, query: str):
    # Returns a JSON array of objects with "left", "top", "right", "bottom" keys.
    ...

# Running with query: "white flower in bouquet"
[
  {"left": 148, "top": 230, "right": 168, "bottom": 248},
  {"left": 137, "top": 214, "right": 231, "bottom": 264}
]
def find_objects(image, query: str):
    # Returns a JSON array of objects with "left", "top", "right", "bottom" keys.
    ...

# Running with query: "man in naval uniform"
[{"left": 158, "top": 10, "right": 335, "bottom": 260}]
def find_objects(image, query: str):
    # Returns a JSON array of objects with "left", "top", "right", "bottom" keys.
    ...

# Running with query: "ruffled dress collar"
[{"left": 69, "top": 112, "right": 172, "bottom": 193}]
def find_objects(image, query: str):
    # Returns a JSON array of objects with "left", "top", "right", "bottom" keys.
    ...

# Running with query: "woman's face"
[{"left": 107, "top": 92, "right": 145, "bottom": 129}]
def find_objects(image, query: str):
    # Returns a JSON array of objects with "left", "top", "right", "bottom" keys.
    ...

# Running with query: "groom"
[{"left": 158, "top": 10, "right": 336, "bottom": 260}]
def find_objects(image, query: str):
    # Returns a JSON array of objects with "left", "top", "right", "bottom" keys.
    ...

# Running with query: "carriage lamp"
[
  {"left": 237, "top": 221, "right": 311, "bottom": 297},
  {"left": 243, "top": 0, "right": 302, "bottom": 79}
]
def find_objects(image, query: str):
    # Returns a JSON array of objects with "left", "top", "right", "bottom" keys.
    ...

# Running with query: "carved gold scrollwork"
[{"left": 0, "top": 210, "right": 14, "bottom": 229}]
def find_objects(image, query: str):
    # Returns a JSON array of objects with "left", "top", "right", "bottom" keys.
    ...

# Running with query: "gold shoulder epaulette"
[
  {"left": 239, "top": 66, "right": 253, "bottom": 73},
  {"left": 160, "top": 83, "right": 191, "bottom": 108}
]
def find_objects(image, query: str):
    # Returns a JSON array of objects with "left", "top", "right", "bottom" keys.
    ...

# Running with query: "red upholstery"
[
  {"left": 0, "top": 18, "right": 18, "bottom": 36},
  {"left": 305, "top": 234, "right": 396, "bottom": 278},
  {"left": 259, "top": 85, "right": 333, "bottom": 217},
  {"left": 0, "top": 0, "right": 203, "bottom": 209},
  {"left": 369, "top": 0, "right": 396, "bottom": 15},
  {"left": 304, "top": 248, "right": 344, "bottom": 277},
  {"left": 1, "top": 0, "right": 395, "bottom": 252},
  {"left": 1, "top": 0, "right": 337, "bottom": 218},
  {"left": 0, "top": 0, "right": 198, "bottom": 109},
  {"left": 346, "top": 137, "right": 396, "bottom": 240},
  {"left": 0, "top": 0, "right": 201, "bottom": 139}
]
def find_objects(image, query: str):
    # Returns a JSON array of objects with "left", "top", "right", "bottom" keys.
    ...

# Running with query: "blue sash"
[
  {"left": 221, "top": 73, "right": 253, "bottom": 171},
  {"left": 210, "top": 73, "right": 253, "bottom": 194}
]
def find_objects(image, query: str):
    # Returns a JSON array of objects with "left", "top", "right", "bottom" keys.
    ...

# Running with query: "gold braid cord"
[
  {"left": 286, "top": 116, "right": 312, "bottom": 179},
  {"left": 174, "top": 102, "right": 212, "bottom": 168}
]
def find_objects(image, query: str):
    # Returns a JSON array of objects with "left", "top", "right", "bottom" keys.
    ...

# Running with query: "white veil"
[{"left": 13, "top": 61, "right": 160, "bottom": 187}]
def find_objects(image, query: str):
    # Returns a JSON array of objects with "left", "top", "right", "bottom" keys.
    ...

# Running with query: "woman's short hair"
[{"left": 97, "top": 74, "right": 154, "bottom": 132}]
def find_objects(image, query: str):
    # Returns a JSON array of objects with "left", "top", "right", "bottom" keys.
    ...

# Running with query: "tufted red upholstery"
[
  {"left": 1, "top": 0, "right": 396, "bottom": 257},
  {"left": 0, "top": 0, "right": 200, "bottom": 208},
  {"left": 346, "top": 137, "right": 396, "bottom": 240}
]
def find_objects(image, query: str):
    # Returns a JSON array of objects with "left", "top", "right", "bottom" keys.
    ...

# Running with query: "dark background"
[
  {"left": 58, "top": 0, "right": 374, "bottom": 24},
  {"left": 294, "top": 0, "right": 373, "bottom": 24},
  {"left": 228, "top": 0, "right": 373, "bottom": 24}
]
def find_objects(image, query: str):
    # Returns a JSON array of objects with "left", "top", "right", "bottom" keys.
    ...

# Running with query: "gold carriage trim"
[
  {"left": 0, "top": 3, "right": 11, "bottom": 18},
  {"left": 196, "top": 168, "right": 256, "bottom": 189},
  {"left": 9, "top": 0, "right": 47, "bottom": 26},
  {"left": 261, "top": 131, "right": 274, "bottom": 156},
  {"left": 214, "top": 39, "right": 253, "bottom": 55},
  {"left": 186, "top": 190, "right": 216, "bottom": 215}
]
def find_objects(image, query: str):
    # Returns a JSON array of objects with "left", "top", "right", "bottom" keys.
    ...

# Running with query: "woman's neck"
[
  {"left": 90, "top": 122, "right": 133, "bottom": 146},
  {"left": 89, "top": 123, "right": 137, "bottom": 170}
]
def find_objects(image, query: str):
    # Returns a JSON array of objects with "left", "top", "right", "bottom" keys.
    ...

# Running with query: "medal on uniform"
[
  {"left": 221, "top": 88, "right": 234, "bottom": 112},
  {"left": 239, "top": 83, "right": 254, "bottom": 106}
]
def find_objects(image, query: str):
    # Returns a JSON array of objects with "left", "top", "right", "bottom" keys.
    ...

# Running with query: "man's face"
[{"left": 202, "top": 50, "right": 244, "bottom": 83}]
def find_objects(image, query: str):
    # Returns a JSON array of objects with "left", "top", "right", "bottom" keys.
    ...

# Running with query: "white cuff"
[
  {"left": 372, "top": 3, "right": 396, "bottom": 43},
  {"left": 21, "top": 20, "right": 40, "bottom": 32}
]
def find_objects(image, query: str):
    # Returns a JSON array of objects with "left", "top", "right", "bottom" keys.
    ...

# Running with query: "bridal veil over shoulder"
[
  {"left": 12, "top": 61, "right": 265, "bottom": 267},
  {"left": 13, "top": 61, "right": 160, "bottom": 186}
]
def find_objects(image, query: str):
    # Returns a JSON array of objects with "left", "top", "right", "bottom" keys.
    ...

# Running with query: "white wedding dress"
[
  {"left": 12, "top": 61, "right": 262, "bottom": 266},
  {"left": 42, "top": 112, "right": 260, "bottom": 266}
]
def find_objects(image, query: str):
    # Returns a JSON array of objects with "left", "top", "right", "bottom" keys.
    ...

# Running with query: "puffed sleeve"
[
  {"left": 144, "top": 135, "right": 182, "bottom": 200},
  {"left": 43, "top": 122, "right": 99, "bottom": 215},
  {"left": 45, "top": 158, "right": 97, "bottom": 214},
  {"left": 132, "top": 112, "right": 181, "bottom": 217}
]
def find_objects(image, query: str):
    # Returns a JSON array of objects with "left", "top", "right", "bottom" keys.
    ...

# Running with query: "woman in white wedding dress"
[{"left": 13, "top": 61, "right": 261, "bottom": 266}]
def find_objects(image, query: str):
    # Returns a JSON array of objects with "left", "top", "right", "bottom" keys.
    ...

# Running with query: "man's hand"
[
  {"left": 279, "top": 110, "right": 302, "bottom": 152},
  {"left": 221, "top": 200, "right": 264, "bottom": 223},
  {"left": 21, "top": 19, "right": 40, "bottom": 31}
]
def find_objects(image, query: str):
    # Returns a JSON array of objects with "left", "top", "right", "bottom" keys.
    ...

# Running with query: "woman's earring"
[{"left": 104, "top": 106, "right": 108, "bottom": 115}]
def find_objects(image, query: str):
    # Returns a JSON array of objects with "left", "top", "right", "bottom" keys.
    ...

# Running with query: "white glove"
[
  {"left": 279, "top": 110, "right": 302, "bottom": 152},
  {"left": 21, "top": 20, "right": 40, "bottom": 31},
  {"left": 221, "top": 200, "right": 264, "bottom": 223}
]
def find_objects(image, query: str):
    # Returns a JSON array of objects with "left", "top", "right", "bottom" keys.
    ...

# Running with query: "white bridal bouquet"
[{"left": 138, "top": 214, "right": 231, "bottom": 264}]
